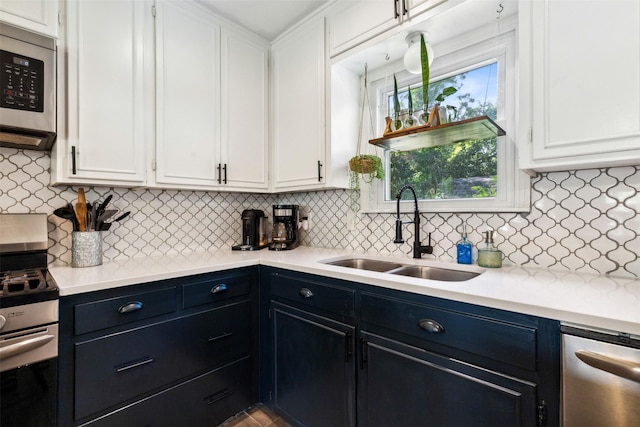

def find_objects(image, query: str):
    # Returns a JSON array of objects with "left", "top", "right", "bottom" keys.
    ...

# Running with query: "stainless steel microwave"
[{"left": 0, "top": 23, "right": 56, "bottom": 151}]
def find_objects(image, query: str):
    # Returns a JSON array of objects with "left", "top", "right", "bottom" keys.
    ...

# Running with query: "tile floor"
[{"left": 219, "top": 404, "right": 291, "bottom": 427}]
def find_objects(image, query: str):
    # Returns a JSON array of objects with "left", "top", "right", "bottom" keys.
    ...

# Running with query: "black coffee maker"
[
  {"left": 232, "top": 209, "right": 268, "bottom": 251},
  {"left": 269, "top": 205, "right": 299, "bottom": 251}
]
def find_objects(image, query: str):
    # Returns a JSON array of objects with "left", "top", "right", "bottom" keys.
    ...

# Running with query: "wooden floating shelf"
[{"left": 369, "top": 116, "right": 506, "bottom": 151}]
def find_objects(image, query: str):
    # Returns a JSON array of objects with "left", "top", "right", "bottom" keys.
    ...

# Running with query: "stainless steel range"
[{"left": 0, "top": 213, "right": 59, "bottom": 426}]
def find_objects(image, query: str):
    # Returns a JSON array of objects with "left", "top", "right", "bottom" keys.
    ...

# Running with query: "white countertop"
[{"left": 48, "top": 247, "right": 640, "bottom": 336}]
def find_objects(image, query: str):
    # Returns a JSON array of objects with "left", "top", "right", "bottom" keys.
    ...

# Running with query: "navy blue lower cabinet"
[
  {"left": 57, "top": 267, "right": 259, "bottom": 427},
  {"left": 260, "top": 267, "right": 560, "bottom": 427},
  {"left": 270, "top": 302, "right": 356, "bottom": 427},
  {"left": 359, "top": 332, "right": 537, "bottom": 427}
]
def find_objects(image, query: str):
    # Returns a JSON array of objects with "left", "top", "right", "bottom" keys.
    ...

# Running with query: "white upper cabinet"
[
  {"left": 152, "top": 0, "right": 269, "bottom": 191},
  {"left": 154, "top": 0, "right": 221, "bottom": 187},
  {"left": 271, "top": 17, "right": 327, "bottom": 191},
  {"left": 328, "top": 0, "right": 447, "bottom": 57},
  {"left": 51, "top": 0, "right": 147, "bottom": 186},
  {"left": 518, "top": 0, "right": 640, "bottom": 172},
  {"left": 0, "top": 0, "right": 58, "bottom": 38},
  {"left": 220, "top": 28, "right": 269, "bottom": 190}
]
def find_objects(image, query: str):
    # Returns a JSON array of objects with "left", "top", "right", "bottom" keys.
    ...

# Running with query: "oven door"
[{"left": 0, "top": 324, "right": 58, "bottom": 427}]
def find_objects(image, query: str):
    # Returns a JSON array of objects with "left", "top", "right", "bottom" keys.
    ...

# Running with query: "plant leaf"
[
  {"left": 407, "top": 85, "right": 413, "bottom": 112},
  {"left": 420, "top": 34, "right": 429, "bottom": 108},
  {"left": 393, "top": 74, "right": 400, "bottom": 117}
]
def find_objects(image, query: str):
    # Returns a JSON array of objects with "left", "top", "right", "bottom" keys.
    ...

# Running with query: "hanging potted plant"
[{"left": 348, "top": 66, "right": 385, "bottom": 214}]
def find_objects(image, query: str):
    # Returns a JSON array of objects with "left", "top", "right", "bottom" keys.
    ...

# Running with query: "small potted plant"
[{"left": 348, "top": 153, "right": 384, "bottom": 214}]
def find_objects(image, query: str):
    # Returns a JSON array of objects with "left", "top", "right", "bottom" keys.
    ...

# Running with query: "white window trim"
[{"left": 360, "top": 19, "right": 531, "bottom": 214}]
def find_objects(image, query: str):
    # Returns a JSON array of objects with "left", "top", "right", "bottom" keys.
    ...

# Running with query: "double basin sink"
[{"left": 323, "top": 258, "right": 480, "bottom": 282}]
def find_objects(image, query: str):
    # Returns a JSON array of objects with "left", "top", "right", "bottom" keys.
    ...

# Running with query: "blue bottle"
[{"left": 456, "top": 224, "right": 472, "bottom": 264}]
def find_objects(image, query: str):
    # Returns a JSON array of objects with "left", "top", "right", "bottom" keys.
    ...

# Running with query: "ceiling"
[{"left": 194, "top": 0, "right": 332, "bottom": 41}]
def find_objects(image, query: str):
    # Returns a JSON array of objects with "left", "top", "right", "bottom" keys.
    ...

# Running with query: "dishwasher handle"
[{"left": 575, "top": 350, "right": 640, "bottom": 384}]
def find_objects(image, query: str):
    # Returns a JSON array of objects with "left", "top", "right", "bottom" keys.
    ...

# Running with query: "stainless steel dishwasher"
[{"left": 562, "top": 325, "right": 640, "bottom": 426}]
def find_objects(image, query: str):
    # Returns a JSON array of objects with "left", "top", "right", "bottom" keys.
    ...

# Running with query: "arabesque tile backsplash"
[{"left": 2, "top": 147, "right": 639, "bottom": 279}]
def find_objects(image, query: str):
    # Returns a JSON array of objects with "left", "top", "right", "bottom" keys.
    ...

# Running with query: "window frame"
[{"left": 360, "top": 19, "right": 530, "bottom": 213}]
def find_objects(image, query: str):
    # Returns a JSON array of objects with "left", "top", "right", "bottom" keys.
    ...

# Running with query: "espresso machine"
[
  {"left": 232, "top": 209, "right": 269, "bottom": 251},
  {"left": 269, "top": 205, "right": 299, "bottom": 251}
]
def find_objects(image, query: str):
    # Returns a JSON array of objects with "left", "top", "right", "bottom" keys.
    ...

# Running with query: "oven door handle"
[
  {"left": 575, "top": 350, "right": 640, "bottom": 384},
  {"left": 0, "top": 334, "right": 55, "bottom": 360}
]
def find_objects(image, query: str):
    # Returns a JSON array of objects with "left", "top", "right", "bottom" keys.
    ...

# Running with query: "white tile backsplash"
[{"left": 1, "top": 147, "right": 639, "bottom": 279}]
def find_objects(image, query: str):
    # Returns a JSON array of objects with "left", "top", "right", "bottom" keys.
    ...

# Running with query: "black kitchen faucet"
[{"left": 394, "top": 184, "right": 433, "bottom": 259}]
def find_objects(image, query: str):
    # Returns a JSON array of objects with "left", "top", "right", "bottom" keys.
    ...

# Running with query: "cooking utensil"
[
  {"left": 75, "top": 188, "right": 87, "bottom": 231},
  {"left": 54, "top": 206, "right": 80, "bottom": 231},
  {"left": 112, "top": 211, "right": 130, "bottom": 223},
  {"left": 96, "top": 194, "right": 113, "bottom": 220},
  {"left": 96, "top": 209, "right": 118, "bottom": 231}
]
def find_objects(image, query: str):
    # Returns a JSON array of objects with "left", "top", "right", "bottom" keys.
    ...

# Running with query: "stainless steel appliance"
[
  {"left": 0, "top": 214, "right": 59, "bottom": 426},
  {"left": 232, "top": 209, "right": 269, "bottom": 251},
  {"left": 562, "top": 325, "right": 640, "bottom": 427},
  {"left": 0, "top": 23, "right": 57, "bottom": 151},
  {"left": 269, "top": 205, "right": 299, "bottom": 251}
]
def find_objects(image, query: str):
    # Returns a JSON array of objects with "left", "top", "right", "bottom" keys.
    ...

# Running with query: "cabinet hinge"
[
  {"left": 528, "top": 127, "right": 533, "bottom": 143},
  {"left": 58, "top": 11, "right": 63, "bottom": 25},
  {"left": 537, "top": 400, "right": 547, "bottom": 426},
  {"left": 151, "top": 160, "right": 157, "bottom": 171},
  {"left": 151, "top": 5, "right": 156, "bottom": 17}
]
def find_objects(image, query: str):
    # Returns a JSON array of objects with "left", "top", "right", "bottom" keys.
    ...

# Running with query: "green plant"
[
  {"left": 348, "top": 154, "right": 384, "bottom": 214},
  {"left": 393, "top": 75, "right": 402, "bottom": 130}
]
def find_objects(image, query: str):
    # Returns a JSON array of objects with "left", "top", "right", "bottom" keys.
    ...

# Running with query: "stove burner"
[{"left": 1, "top": 269, "right": 47, "bottom": 296}]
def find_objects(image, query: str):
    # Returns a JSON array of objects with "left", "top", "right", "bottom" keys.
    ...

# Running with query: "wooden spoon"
[{"left": 75, "top": 188, "right": 87, "bottom": 231}]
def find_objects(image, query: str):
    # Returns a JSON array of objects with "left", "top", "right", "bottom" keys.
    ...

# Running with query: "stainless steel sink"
[
  {"left": 325, "top": 258, "right": 404, "bottom": 272},
  {"left": 323, "top": 258, "right": 481, "bottom": 282},
  {"left": 388, "top": 265, "right": 479, "bottom": 282}
]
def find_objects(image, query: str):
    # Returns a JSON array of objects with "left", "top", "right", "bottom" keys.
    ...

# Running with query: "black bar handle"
[
  {"left": 394, "top": 0, "right": 400, "bottom": 18},
  {"left": 210, "top": 284, "right": 228, "bottom": 294},
  {"left": 115, "top": 356, "right": 154, "bottom": 372},
  {"left": 418, "top": 319, "right": 445, "bottom": 333},
  {"left": 360, "top": 337, "right": 368, "bottom": 370},
  {"left": 208, "top": 332, "right": 233, "bottom": 342},
  {"left": 217, "top": 163, "right": 222, "bottom": 184},
  {"left": 118, "top": 301, "right": 143, "bottom": 314},
  {"left": 223, "top": 163, "right": 227, "bottom": 184},
  {"left": 206, "top": 388, "right": 232, "bottom": 406},
  {"left": 344, "top": 332, "right": 353, "bottom": 362},
  {"left": 317, "top": 160, "right": 323, "bottom": 182},
  {"left": 402, "top": 0, "right": 408, "bottom": 15},
  {"left": 71, "top": 146, "right": 77, "bottom": 175}
]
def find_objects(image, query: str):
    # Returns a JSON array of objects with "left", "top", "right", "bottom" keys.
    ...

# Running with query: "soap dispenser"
[
  {"left": 456, "top": 223, "right": 472, "bottom": 264},
  {"left": 477, "top": 230, "right": 502, "bottom": 268}
]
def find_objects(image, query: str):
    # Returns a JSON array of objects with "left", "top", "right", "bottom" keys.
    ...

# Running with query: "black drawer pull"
[
  {"left": 299, "top": 288, "right": 314, "bottom": 298},
  {"left": 210, "top": 284, "right": 228, "bottom": 295},
  {"left": 208, "top": 332, "right": 233, "bottom": 342},
  {"left": 206, "top": 388, "right": 232, "bottom": 405},
  {"left": 418, "top": 319, "right": 445, "bottom": 333},
  {"left": 118, "top": 301, "right": 143, "bottom": 314},
  {"left": 115, "top": 357, "right": 154, "bottom": 372}
]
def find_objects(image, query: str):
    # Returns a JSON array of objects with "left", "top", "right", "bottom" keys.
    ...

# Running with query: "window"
[{"left": 360, "top": 21, "right": 530, "bottom": 213}]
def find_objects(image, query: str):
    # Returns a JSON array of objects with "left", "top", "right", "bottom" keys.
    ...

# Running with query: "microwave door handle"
[
  {"left": 0, "top": 334, "right": 55, "bottom": 360},
  {"left": 575, "top": 350, "right": 640, "bottom": 384}
]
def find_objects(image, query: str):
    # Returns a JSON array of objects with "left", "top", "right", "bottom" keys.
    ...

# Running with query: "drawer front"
[
  {"left": 84, "top": 357, "right": 254, "bottom": 427},
  {"left": 361, "top": 293, "right": 537, "bottom": 371},
  {"left": 75, "top": 301, "right": 252, "bottom": 420},
  {"left": 74, "top": 287, "right": 176, "bottom": 335},
  {"left": 182, "top": 270, "right": 253, "bottom": 310},
  {"left": 270, "top": 272, "right": 355, "bottom": 319}
]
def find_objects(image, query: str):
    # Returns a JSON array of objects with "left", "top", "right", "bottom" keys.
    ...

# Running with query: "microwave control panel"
[{"left": 1, "top": 49, "right": 45, "bottom": 113}]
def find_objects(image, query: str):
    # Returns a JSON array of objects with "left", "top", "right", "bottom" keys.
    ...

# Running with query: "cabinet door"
[
  {"left": 328, "top": 0, "right": 400, "bottom": 57},
  {"left": 360, "top": 333, "right": 538, "bottom": 427},
  {"left": 220, "top": 28, "right": 268, "bottom": 190},
  {"left": 0, "top": 0, "right": 58, "bottom": 38},
  {"left": 519, "top": 0, "right": 640, "bottom": 171},
  {"left": 271, "top": 303, "right": 356, "bottom": 427},
  {"left": 60, "top": 0, "right": 146, "bottom": 185},
  {"left": 271, "top": 17, "right": 326, "bottom": 191},
  {"left": 154, "top": 0, "right": 221, "bottom": 187}
]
